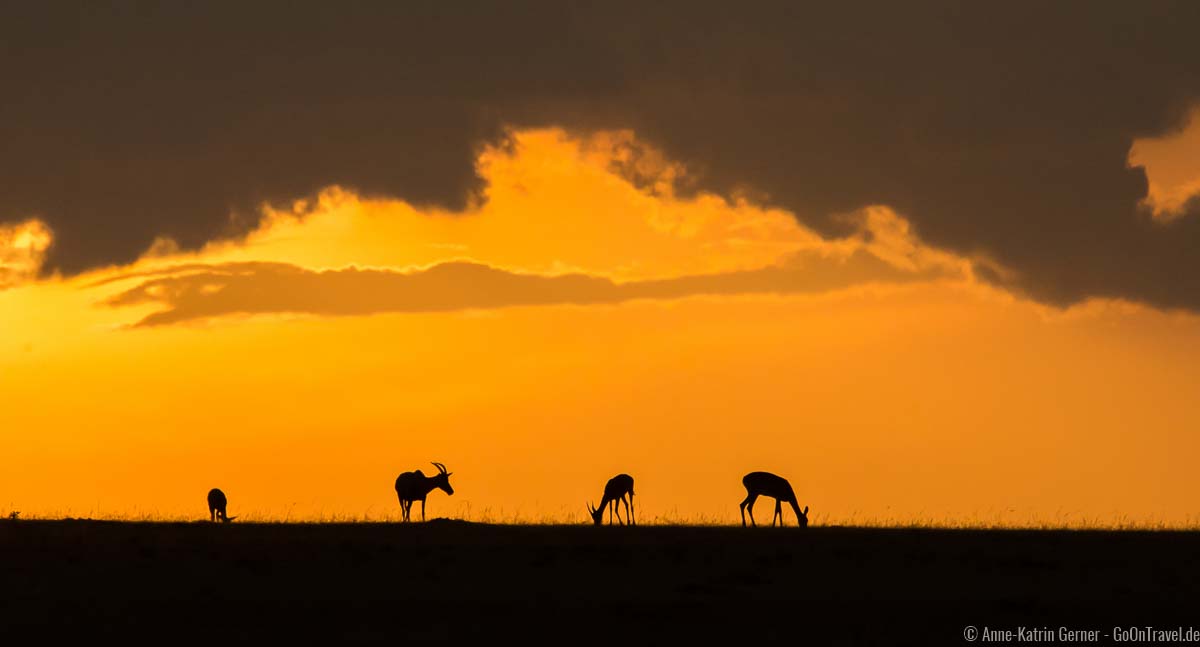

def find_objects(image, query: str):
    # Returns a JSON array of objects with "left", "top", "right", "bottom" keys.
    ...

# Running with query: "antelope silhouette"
[
  {"left": 394, "top": 462, "right": 454, "bottom": 522},
  {"left": 587, "top": 473, "right": 635, "bottom": 526},
  {"left": 739, "top": 472, "right": 808, "bottom": 527},
  {"left": 207, "top": 488, "right": 236, "bottom": 523}
]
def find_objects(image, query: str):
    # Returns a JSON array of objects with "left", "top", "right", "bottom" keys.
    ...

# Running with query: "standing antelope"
[
  {"left": 587, "top": 473, "right": 635, "bottom": 526},
  {"left": 394, "top": 462, "right": 454, "bottom": 522},
  {"left": 207, "top": 488, "right": 236, "bottom": 523},
  {"left": 739, "top": 472, "right": 808, "bottom": 527}
]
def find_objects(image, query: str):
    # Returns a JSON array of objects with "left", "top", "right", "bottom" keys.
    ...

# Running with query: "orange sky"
[{"left": 2, "top": 127, "right": 1198, "bottom": 526}]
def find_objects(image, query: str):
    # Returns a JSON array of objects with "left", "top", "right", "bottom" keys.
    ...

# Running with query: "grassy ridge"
[{"left": 2, "top": 520, "right": 1197, "bottom": 643}]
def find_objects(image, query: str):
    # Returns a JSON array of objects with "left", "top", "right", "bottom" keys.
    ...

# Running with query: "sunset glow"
[{"left": 3, "top": 128, "right": 1197, "bottom": 526}]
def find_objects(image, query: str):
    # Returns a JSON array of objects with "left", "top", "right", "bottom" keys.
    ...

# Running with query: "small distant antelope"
[
  {"left": 394, "top": 462, "right": 454, "bottom": 522},
  {"left": 207, "top": 488, "right": 236, "bottom": 523},
  {"left": 587, "top": 473, "right": 635, "bottom": 526},
  {"left": 739, "top": 472, "right": 808, "bottom": 527}
]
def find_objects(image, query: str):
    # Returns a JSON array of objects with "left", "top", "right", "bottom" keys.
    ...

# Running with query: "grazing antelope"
[
  {"left": 587, "top": 473, "right": 635, "bottom": 526},
  {"left": 739, "top": 472, "right": 808, "bottom": 527},
  {"left": 394, "top": 462, "right": 454, "bottom": 522},
  {"left": 207, "top": 488, "right": 236, "bottom": 523}
]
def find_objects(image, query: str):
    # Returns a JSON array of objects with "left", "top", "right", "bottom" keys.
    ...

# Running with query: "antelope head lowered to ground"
[
  {"left": 207, "top": 488, "right": 237, "bottom": 523},
  {"left": 587, "top": 473, "right": 635, "bottom": 526},
  {"left": 739, "top": 472, "right": 807, "bottom": 527},
  {"left": 394, "top": 462, "right": 454, "bottom": 522}
]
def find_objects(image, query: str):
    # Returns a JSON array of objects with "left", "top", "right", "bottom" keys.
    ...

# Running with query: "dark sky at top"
[{"left": 3, "top": 2, "right": 1199, "bottom": 308}]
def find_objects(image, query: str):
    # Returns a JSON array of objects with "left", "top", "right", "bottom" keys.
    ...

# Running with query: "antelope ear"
[
  {"left": 446, "top": 472, "right": 453, "bottom": 477},
  {"left": 803, "top": 506, "right": 809, "bottom": 514}
]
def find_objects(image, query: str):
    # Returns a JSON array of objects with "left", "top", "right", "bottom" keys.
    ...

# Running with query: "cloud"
[
  {"left": 102, "top": 250, "right": 946, "bottom": 327},
  {"left": 1130, "top": 107, "right": 1200, "bottom": 220},
  {"left": 4, "top": 3, "right": 1199, "bottom": 308},
  {"left": 0, "top": 219, "right": 52, "bottom": 288}
]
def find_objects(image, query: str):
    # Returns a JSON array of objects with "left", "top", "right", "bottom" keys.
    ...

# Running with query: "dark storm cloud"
[
  {"left": 4, "top": 2, "right": 1199, "bottom": 307},
  {"left": 102, "top": 250, "right": 932, "bottom": 327}
]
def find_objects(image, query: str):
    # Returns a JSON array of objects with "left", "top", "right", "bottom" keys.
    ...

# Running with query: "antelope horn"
[{"left": 431, "top": 462, "right": 447, "bottom": 474}]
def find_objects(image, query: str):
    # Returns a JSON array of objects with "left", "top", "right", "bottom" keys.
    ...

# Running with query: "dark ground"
[{"left": 1, "top": 520, "right": 1196, "bottom": 645}]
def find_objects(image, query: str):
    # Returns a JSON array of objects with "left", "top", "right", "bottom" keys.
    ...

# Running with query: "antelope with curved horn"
[
  {"left": 739, "top": 472, "right": 807, "bottom": 527},
  {"left": 587, "top": 473, "right": 635, "bottom": 526},
  {"left": 394, "top": 462, "right": 455, "bottom": 522},
  {"left": 207, "top": 488, "right": 236, "bottom": 523}
]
